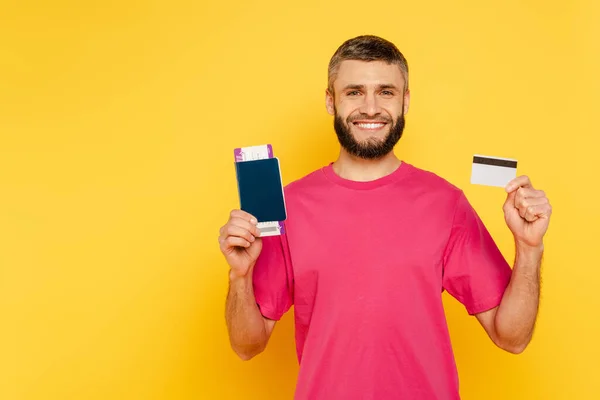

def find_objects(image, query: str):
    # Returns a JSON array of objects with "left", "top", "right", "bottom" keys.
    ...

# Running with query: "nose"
[{"left": 358, "top": 92, "right": 382, "bottom": 117}]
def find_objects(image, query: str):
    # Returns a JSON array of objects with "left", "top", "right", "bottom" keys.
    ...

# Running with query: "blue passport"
[{"left": 234, "top": 158, "right": 287, "bottom": 223}]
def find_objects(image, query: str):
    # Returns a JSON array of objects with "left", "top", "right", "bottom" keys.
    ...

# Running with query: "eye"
[
  {"left": 381, "top": 90, "right": 394, "bottom": 96},
  {"left": 346, "top": 90, "right": 361, "bottom": 96}
]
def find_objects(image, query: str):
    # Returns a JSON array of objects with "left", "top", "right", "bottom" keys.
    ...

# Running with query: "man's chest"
[{"left": 284, "top": 196, "right": 452, "bottom": 307}]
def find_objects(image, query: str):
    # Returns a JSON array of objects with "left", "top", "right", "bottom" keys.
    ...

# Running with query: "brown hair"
[{"left": 327, "top": 35, "right": 409, "bottom": 94}]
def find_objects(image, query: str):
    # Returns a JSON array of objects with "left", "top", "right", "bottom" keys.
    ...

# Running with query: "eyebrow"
[{"left": 342, "top": 84, "right": 400, "bottom": 91}]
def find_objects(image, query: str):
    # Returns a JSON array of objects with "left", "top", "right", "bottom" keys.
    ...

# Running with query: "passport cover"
[{"left": 234, "top": 157, "right": 287, "bottom": 223}]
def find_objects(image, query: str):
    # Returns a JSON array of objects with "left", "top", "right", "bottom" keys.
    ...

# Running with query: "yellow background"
[{"left": 1, "top": 1, "right": 598, "bottom": 399}]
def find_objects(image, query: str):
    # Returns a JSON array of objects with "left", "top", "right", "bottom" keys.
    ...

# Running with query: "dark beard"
[{"left": 334, "top": 109, "right": 405, "bottom": 160}]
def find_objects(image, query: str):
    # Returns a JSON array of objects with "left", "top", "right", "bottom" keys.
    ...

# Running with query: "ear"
[
  {"left": 325, "top": 89, "right": 335, "bottom": 116},
  {"left": 403, "top": 89, "right": 411, "bottom": 115}
]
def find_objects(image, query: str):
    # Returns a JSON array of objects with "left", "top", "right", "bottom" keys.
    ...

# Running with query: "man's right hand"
[{"left": 219, "top": 210, "right": 262, "bottom": 280}]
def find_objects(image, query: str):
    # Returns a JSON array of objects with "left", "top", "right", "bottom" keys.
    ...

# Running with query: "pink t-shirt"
[{"left": 252, "top": 161, "right": 512, "bottom": 399}]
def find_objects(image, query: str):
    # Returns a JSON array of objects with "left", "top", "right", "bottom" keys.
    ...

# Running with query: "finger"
[
  {"left": 505, "top": 175, "right": 533, "bottom": 193},
  {"left": 544, "top": 203, "right": 553, "bottom": 218},
  {"left": 503, "top": 189, "right": 517, "bottom": 212},
  {"left": 516, "top": 195, "right": 548, "bottom": 219},
  {"left": 218, "top": 225, "right": 231, "bottom": 243},
  {"left": 532, "top": 189, "right": 546, "bottom": 199},
  {"left": 514, "top": 187, "right": 541, "bottom": 201},
  {"left": 518, "top": 203, "right": 538, "bottom": 221},
  {"left": 517, "top": 197, "right": 550, "bottom": 220},
  {"left": 523, "top": 203, "right": 552, "bottom": 222},
  {"left": 515, "top": 188, "right": 544, "bottom": 211},
  {"left": 517, "top": 188, "right": 547, "bottom": 201},
  {"left": 225, "top": 224, "right": 257, "bottom": 244},
  {"left": 523, "top": 206, "right": 539, "bottom": 222},
  {"left": 518, "top": 195, "right": 549, "bottom": 210},
  {"left": 229, "top": 209, "right": 258, "bottom": 225},
  {"left": 222, "top": 236, "right": 252, "bottom": 250},
  {"left": 229, "top": 217, "right": 261, "bottom": 237}
]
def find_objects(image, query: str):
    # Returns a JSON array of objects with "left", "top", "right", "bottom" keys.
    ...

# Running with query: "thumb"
[{"left": 503, "top": 190, "right": 516, "bottom": 213}]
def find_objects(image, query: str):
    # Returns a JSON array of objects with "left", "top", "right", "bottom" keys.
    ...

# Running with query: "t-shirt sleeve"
[
  {"left": 252, "top": 231, "right": 294, "bottom": 321},
  {"left": 442, "top": 191, "right": 513, "bottom": 315}
]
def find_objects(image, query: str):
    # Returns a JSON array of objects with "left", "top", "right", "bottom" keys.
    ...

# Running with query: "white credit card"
[
  {"left": 470, "top": 155, "right": 518, "bottom": 188},
  {"left": 233, "top": 144, "right": 285, "bottom": 237}
]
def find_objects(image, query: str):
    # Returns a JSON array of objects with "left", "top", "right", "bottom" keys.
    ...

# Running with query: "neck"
[{"left": 332, "top": 149, "right": 401, "bottom": 182}]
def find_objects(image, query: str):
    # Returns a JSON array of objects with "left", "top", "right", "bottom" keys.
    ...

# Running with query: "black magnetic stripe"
[{"left": 473, "top": 156, "right": 517, "bottom": 169}]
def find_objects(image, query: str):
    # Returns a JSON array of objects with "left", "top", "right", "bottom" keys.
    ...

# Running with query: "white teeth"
[{"left": 356, "top": 123, "right": 385, "bottom": 129}]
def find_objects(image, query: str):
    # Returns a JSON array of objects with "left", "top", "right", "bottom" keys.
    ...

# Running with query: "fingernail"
[
  {"left": 250, "top": 218, "right": 258, "bottom": 225},
  {"left": 250, "top": 236, "right": 255, "bottom": 242}
]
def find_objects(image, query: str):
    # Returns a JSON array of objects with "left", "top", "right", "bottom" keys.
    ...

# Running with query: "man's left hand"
[{"left": 503, "top": 175, "right": 552, "bottom": 249}]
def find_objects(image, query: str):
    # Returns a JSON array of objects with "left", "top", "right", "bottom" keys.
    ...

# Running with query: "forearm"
[
  {"left": 494, "top": 244, "right": 543, "bottom": 353},
  {"left": 225, "top": 272, "right": 268, "bottom": 359}
]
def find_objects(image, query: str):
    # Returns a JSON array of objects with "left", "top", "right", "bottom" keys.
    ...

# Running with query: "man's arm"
[
  {"left": 226, "top": 273, "right": 276, "bottom": 360},
  {"left": 219, "top": 209, "right": 276, "bottom": 360},
  {"left": 477, "top": 175, "right": 551, "bottom": 354},
  {"left": 476, "top": 244, "right": 542, "bottom": 354}
]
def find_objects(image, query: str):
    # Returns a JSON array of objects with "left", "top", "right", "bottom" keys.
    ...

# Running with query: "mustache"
[{"left": 347, "top": 114, "right": 392, "bottom": 123}]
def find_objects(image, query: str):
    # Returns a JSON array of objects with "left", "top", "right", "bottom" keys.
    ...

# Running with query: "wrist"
[
  {"left": 515, "top": 241, "right": 544, "bottom": 256},
  {"left": 514, "top": 241, "right": 544, "bottom": 270},
  {"left": 229, "top": 268, "right": 253, "bottom": 284}
]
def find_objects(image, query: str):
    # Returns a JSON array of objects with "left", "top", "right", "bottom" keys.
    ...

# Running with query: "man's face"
[{"left": 326, "top": 60, "right": 410, "bottom": 160}]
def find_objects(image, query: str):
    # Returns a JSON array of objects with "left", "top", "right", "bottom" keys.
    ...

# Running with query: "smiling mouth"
[{"left": 352, "top": 121, "right": 388, "bottom": 131}]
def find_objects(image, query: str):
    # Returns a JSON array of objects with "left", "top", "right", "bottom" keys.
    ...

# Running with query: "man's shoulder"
[
  {"left": 403, "top": 162, "right": 463, "bottom": 196},
  {"left": 283, "top": 166, "right": 328, "bottom": 196}
]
